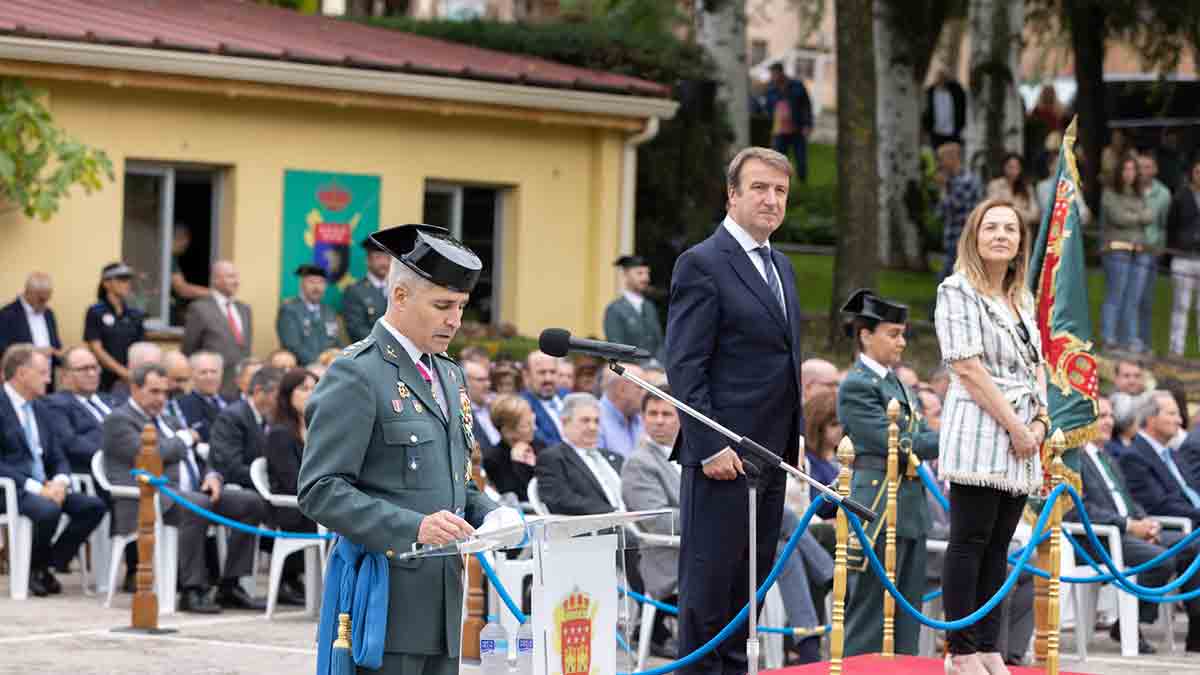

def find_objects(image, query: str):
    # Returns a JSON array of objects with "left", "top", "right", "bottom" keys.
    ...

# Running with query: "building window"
[
  {"left": 423, "top": 182, "right": 503, "bottom": 324},
  {"left": 121, "top": 163, "right": 222, "bottom": 329},
  {"left": 792, "top": 54, "right": 817, "bottom": 80},
  {"left": 750, "top": 40, "right": 768, "bottom": 67}
]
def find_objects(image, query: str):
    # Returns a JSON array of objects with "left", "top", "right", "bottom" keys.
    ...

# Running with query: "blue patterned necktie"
[
  {"left": 21, "top": 402, "right": 46, "bottom": 483},
  {"left": 754, "top": 246, "right": 785, "bottom": 313}
]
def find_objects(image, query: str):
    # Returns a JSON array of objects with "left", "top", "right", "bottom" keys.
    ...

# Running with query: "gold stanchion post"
[
  {"left": 882, "top": 399, "right": 900, "bottom": 658},
  {"left": 1046, "top": 430, "right": 1067, "bottom": 675},
  {"left": 829, "top": 436, "right": 856, "bottom": 675}
]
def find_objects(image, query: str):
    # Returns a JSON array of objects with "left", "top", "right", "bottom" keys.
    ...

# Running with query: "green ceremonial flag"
[{"left": 1027, "top": 117, "right": 1099, "bottom": 494}]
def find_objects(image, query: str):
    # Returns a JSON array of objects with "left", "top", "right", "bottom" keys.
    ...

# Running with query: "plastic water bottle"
[
  {"left": 514, "top": 621, "right": 534, "bottom": 675},
  {"left": 479, "top": 615, "right": 510, "bottom": 674}
]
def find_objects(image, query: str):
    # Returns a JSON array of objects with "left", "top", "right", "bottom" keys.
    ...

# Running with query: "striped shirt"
[{"left": 934, "top": 273, "right": 1046, "bottom": 495}]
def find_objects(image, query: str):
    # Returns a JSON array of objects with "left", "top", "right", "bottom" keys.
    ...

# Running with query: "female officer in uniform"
[
  {"left": 83, "top": 262, "right": 145, "bottom": 392},
  {"left": 837, "top": 288, "right": 939, "bottom": 657}
]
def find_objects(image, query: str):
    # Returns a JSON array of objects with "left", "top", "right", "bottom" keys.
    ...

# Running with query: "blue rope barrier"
[
  {"left": 923, "top": 589, "right": 942, "bottom": 603},
  {"left": 130, "top": 469, "right": 333, "bottom": 540},
  {"left": 917, "top": 463, "right": 949, "bottom": 512},
  {"left": 618, "top": 587, "right": 679, "bottom": 616},
  {"left": 617, "top": 632, "right": 633, "bottom": 654},
  {"left": 475, "top": 551, "right": 528, "bottom": 624}
]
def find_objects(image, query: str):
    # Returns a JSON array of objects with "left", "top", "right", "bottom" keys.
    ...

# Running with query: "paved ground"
[{"left": 0, "top": 570, "right": 1195, "bottom": 674}]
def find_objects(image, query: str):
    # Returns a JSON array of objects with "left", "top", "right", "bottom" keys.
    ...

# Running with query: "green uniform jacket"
[
  {"left": 298, "top": 321, "right": 497, "bottom": 657},
  {"left": 837, "top": 358, "right": 939, "bottom": 571},
  {"left": 276, "top": 297, "right": 341, "bottom": 365},
  {"left": 602, "top": 296, "right": 664, "bottom": 363},
  {"left": 342, "top": 278, "right": 388, "bottom": 344}
]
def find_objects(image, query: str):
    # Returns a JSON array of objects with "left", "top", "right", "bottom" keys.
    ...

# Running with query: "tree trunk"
[
  {"left": 965, "top": 0, "right": 1025, "bottom": 181},
  {"left": 873, "top": 1, "right": 926, "bottom": 270},
  {"left": 830, "top": 0, "right": 879, "bottom": 347},
  {"left": 698, "top": 0, "right": 750, "bottom": 150},
  {"left": 1067, "top": 0, "right": 1106, "bottom": 212}
]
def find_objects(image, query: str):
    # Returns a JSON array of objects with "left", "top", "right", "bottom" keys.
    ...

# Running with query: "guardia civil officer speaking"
[{"left": 298, "top": 223, "right": 521, "bottom": 675}]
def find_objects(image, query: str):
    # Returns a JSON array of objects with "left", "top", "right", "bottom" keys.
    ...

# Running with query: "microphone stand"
[{"left": 607, "top": 361, "right": 876, "bottom": 675}]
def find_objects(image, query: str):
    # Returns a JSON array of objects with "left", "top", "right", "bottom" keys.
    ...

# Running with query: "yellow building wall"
[{"left": 0, "top": 78, "right": 627, "bottom": 357}]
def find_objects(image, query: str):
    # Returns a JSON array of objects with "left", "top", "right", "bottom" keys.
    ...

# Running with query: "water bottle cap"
[{"left": 486, "top": 614, "right": 498, "bottom": 622}]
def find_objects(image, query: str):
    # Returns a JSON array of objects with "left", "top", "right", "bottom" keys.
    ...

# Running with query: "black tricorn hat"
[
  {"left": 369, "top": 224, "right": 482, "bottom": 293},
  {"left": 840, "top": 288, "right": 909, "bottom": 336},
  {"left": 614, "top": 255, "right": 649, "bottom": 269},
  {"left": 295, "top": 264, "right": 328, "bottom": 279}
]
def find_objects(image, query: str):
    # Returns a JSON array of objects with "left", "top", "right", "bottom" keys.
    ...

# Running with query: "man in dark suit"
[
  {"left": 102, "top": 362, "right": 266, "bottom": 612},
  {"left": 1073, "top": 396, "right": 1200, "bottom": 653},
  {"left": 521, "top": 350, "right": 565, "bottom": 448},
  {"left": 665, "top": 147, "right": 804, "bottom": 674},
  {"left": 0, "top": 273, "right": 63, "bottom": 378},
  {"left": 922, "top": 67, "right": 967, "bottom": 149},
  {"left": 211, "top": 367, "right": 282, "bottom": 489},
  {"left": 1120, "top": 390, "right": 1200, "bottom": 528},
  {"left": 176, "top": 351, "right": 227, "bottom": 443},
  {"left": 43, "top": 346, "right": 120, "bottom": 475},
  {"left": 181, "top": 261, "right": 252, "bottom": 399},
  {"left": 0, "top": 345, "right": 105, "bottom": 597}
]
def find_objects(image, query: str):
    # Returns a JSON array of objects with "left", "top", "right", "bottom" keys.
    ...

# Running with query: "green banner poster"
[{"left": 280, "top": 169, "right": 381, "bottom": 310}]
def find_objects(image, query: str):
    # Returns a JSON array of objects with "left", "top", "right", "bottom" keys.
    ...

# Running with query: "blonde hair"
[
  {"left": 726, "top": 147, "right": 791, "bottom": 191},
  {"left": 954, "top": 198, "right": 1032, "bottom": 310},
  {"left": 489, "top": 394, "right": 532, "bottom": 434}
]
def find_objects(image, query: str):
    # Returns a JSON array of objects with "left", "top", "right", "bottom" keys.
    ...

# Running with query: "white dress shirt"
[
  {"left": 932, "top": 86, "right": 956, "bottom": 136},
  {"left": 650, "top": 437, "right": 681, "bottom": 476},
  {"left": 623, "top": 291, "right": 645, "bottom": 314},
  {"left": 210, "top": 289, "right": 243, "bottom": 337},
  {"left": 1084, "top": 442, "right": 1128, "bottom": 518},
  {"left": 859, "top": 353, "right": 890, "bottom": 379},
  {"left": 5, "top": 383, "right": 69, "bottom": 494},
  {"left": 19, "top": 297, "right": 51, "bottom": 348},
  {"left": 76, "top": 393, "right": 111, "bottom": 423},
  {"left": 368, "top": 273, "right": 387, "bottom": 291},
  {"left": 722, "top": 215, "right": 785, "bottom": 316},
  {"left": 129, "top": 399, "right": 203, "bottom": 492}
]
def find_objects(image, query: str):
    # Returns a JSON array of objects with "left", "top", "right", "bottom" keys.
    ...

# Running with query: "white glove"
[{"left": 478, "top": 506, "right": 523, "bottom": 535}]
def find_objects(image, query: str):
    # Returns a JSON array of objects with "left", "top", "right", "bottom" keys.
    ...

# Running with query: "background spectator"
[
  {"left": 597, "top": 363, "right": 645, "bottom": 458},
  {"left": 0, "top": 272, "right": 63, "bottom": 384},
  {"left": 265, "top": 367, "right": 319, "bottom": 606},
  {"left": 986, "top": 153, "right": 1040, "bottom": 235},
  {"left": 482, "top": 394, "right": 540, "bottom": 500},
  {"left": 923, "top": 67, "right": 967, "bottom": 149},
  {"left": 934, "top": 143, "right": 984, "bottom": 284},
  {"left": 84, "top": 263, "right": 143, "bottom": 392},
  {"left": 181, "top": 260, "right": 250, "bottom": 398},
  {"left": 765, "top": 62, "right": 814, "bottom": 181},
  {"left": 1100, "top": 153, "right": 1155, "bottom": 353},
  {"left": 1168, "top": 157, "right": 1200, "bottom": 358}
]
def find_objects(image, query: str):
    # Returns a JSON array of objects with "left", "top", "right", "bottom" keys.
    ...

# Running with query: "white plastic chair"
[
  {"left": 248, "top": 457, "right": 324, "bottom": 617},
  {"left": 92, "top": 451, "right": 179, "bottom": 615},
  {"left": 1152, "top": 515, "right": 1192, "bottom": 654},
  {"left": 1060, "top": 521, "right": 1136, "bottom": 659},
  {"left": 69, "top": 471, "right": 104, "bottom": 595},
  {"left": 0, "top": 477, "right": 33, "bottom": 599}
]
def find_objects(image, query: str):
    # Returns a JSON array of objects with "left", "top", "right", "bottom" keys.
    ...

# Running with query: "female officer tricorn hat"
[
  {"left": 840, "top": 288, "right": 909, "bottom": 336},
  {"left": 368, "top": 224, "right": 482, "bottom": 293}
]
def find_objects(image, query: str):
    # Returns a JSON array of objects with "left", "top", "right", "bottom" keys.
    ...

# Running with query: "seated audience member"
[
  {"left": 490, "top": 363, "right": 521, "bottom": 396},
  {"left": 1114, "top": 359, "right": 1147, "bottom": 396},
  {"left": 802, "top": 391, "right": 842, "bottom": 521},
  {"left": 534, "top": 393, "right": 623, "bottom": 515},
  {"left": 597, "top": 363, "right": 645, "bottom": 458},
  {"left": 1107, "top": 392, "right": 1143, "bottom": 457},
  {"left": 233, "top": 357, "right": 264, "bottom": 402},
  {"left": 177, "top": 351, "right": 226, "bottom": 442},
  {"left": 621, "top": 387, "right": 682, "bottom": 658},
  {"left": 264, "top": 367, "right": 319, "bottom": 606},
  {"left": 917, "top": 386, "right": 943, "bottom": 431},
  {"left": 894, "top": 364, "right": 919, "bottom": 390},
  {"left": 267, "top": 349, "right": 299, "bottom": 372},
  {"left": 1120, "top": 391, "right": 1200, "bottom": 529},
  {"left": 574, "top": 361, "right": 601, "bottom": 394},
  {"left": 110, "top": 340, "right": 163, "bottom": 397},
  {"left": 482, "top": 394, "right": 540, "bottom": 500},
  {"left": 459, "top": 345, "right": 490, "bottom": 368},
  {"left": 521, "top": 351, "right": 566, "bottom": 447},
  {"left": 800, "top": 358, "right": 839, "bottom": 405},
  {"left": 162, "top": 350, "right": 194, "bottom": 426},
  {"left": 464, "top": 359, "right": 500, "bottom": 450},
  {"left": 556, "top": 359, "right": 576, "bottom": 394},
  {"left": 44, "top": 345, "right": 119, "bottom": 474},
  {"left": 1071, "top": 396, "right": 1200, "bottom": 653},
  {"left": 211, "top": 367, "right": 282, "bottom": 489},
  {"left": 103, "top": 362, "right": 266, "bottom": 612},
  {"left": 0, "top": 345, "right": 105, "bottom": 597}
]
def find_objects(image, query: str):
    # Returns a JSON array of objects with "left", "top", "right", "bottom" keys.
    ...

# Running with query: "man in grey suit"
[
  {"left": 102, "top": 362, "right": 266, "bottom": 613},
  {"left": 181, "top": 261, "right": 251, "bottom": 399},
  {"left": 621, "top": 386, "right": 682, "bottom": 657}
]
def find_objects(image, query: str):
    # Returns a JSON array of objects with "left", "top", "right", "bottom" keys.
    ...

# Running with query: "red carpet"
[{"left": 764, "top": 654, "right": 1082, "bottom": 674}]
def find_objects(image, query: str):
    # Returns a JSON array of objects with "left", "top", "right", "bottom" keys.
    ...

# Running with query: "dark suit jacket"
[
  {"left": 922, "top": 80, "right": 967, "bottom": 138},
  {"left": 1119, "top": 433, "right": 1200, "bottom": 522},
  {"left": 665, "top": 224, "right": 804, "bottom": 466},
  {"left": 0, "top": 299, "right": 61, "bottom": 365},
  {"left": 534, "top": 442, "right": 623, "bottom": 516},
  {"left": 483, "top": 439, "right": 540, "bottom": 499},
  {"left": 42, "top": 391, "right": 118, "bottom": 473},
  {"left": 176, "top": 391, "right": 223, "bottom": 443},
  {"left": 181, "top": 295, "right": 252, "bottom": 399},
  {"left": 0, "top": 388, "right": 69, "bottom": 487},
  {"left": 1067, "top": 445, "right": 1147, "bottom": 532},
  {"left": 209, "top": 399, "right": 266, "bottom": 488},
  {"left": 520, "top": 390, "right": 563, "bottom": 448}
]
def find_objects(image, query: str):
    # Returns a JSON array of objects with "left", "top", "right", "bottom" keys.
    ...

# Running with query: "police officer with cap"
[
  {"left": 299, "top": 224, "right": 519, "bottom": 675},
  {"left": 84, "top": 262, "right": 145, "bottom": 392},
  {"left": 341, "top": 237, "right": 391, "bottom": 343},
  {"left": 276, "top": 264, "right": 341, "bottom": 365},
  {"left": 602, "top": 254, "right": 664, "bottom": 364},
  {"left": 835, "top": 288, "right": 938, "bottom": 656}
]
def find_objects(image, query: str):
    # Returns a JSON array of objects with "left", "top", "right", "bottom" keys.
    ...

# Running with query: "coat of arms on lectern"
[{"left": 552, "top": 589, "right": 596, "bottom": 675}]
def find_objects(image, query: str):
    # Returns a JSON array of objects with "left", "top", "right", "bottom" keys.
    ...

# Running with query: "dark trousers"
[
  {"left": 8, "top": 491, "right": 106, "bottom": 571},
  {"left": 944, "top": 483, "right": 1027, "bottom": 655},
  {"left": 771, "top": 133, "right": 808, "bottom": 182},
  {"left": 677, "top": 466, "right": 786, "bottom": 675}
]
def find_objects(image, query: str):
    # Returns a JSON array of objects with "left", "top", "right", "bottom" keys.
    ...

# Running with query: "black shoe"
[
  {"left": 216, "top": 584, "right": 266, "bottom": 610},
  {"left": 27, "top": 573, "right": 48, "bottom": 598},
  {"left": 648, "top": 638, "right": 677, "bottom": 659},
  {"left": 37, "top": 569, "right": 62, "bottom": 595},
  {"left": 1110, "top": 622, "right": 1156, "bottom": 654},
  {"left": 180, "top": 588, "right": 222, "bottom": 614},
  {"left": 276, "top": 581, "right": 305, "bottom": 607}
]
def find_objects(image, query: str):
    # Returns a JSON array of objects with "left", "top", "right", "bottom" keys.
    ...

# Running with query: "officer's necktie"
[
  {"left": 416, "top": 355, "right": 447, "bottom": 418},
  {"left": 754, "top": 245, "right": 786, "bottom": 315},
  {"left": 1161, "top": 447, "right": 1200, "bottom": 509},
  {"left": 84, "top": 396, "right": 107, "bottom": 422},
  {"left": 21, "top": 402, "right": 46, "bottom": 483}
]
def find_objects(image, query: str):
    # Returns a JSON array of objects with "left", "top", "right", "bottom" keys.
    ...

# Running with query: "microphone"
[{"left": 538, "top": 328, "right": 652, "bottom": 361}]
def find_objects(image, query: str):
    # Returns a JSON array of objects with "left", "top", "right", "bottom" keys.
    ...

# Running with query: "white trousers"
[{"left": 1170, "top": 257, "right": 1200, "bottom": 356}]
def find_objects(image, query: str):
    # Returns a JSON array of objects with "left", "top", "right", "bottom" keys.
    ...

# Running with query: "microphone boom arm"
[{"left": 608, "top": 361, "right": 878, "bottom": 523}]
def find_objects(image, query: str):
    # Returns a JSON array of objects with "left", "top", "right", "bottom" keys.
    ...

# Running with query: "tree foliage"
[{"left": 0, "top": 78, "right": 114, "bottom": 221}]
